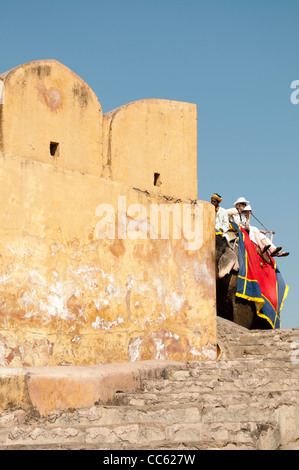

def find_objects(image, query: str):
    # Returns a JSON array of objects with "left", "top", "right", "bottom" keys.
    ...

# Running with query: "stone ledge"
[{"left": 0, "top": 360, "right": 184, "bottom": 417}]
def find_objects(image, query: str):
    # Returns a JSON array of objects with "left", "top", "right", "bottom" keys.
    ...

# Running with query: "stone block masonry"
[{"left": 0, "top": 324, "right": 298, "bottom": 449}]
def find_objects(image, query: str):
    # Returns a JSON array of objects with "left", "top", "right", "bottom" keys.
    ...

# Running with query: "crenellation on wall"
[
  {"left": 0, "top": 60, "right": 103, "bottom": 176},
  {"left": 102, "top": 99, "right": 198, "bottom": 200}
]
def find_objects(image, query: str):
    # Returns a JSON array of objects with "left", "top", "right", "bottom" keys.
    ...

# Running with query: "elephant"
[{"left": 215, "top": 233, "right": 272, "bottom": 329}]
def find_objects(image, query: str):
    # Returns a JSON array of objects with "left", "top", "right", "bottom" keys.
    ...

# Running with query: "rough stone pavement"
[{"left": 0, "top": 317, "right": 298, "bottom": 450}]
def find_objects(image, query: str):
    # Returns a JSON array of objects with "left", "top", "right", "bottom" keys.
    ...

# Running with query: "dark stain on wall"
[
  {"left": 29, "top": 64, "right": 51, "bottom": 79},
  {"left": 72, "top": 83, "right": 89, "bottom": 107}
]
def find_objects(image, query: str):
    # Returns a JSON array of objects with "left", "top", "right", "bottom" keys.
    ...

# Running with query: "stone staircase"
[{"left": 0, "top": 318, "right": 298, "bottom": 450}]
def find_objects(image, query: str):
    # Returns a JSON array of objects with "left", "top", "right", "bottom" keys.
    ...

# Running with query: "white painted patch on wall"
[
  {"left": 189, "top": 344, "right": 217, "bottom": 360},
  {"left": 92, "top": 316, "right": 125, "bottom": 330},
  {"left": 71, "top": 335, "right": 81, "bottom": 343},
  {"left": 18, "top": 291, "right": 34, "bottom": 308},
  {"left": 154, "top": 338, "right": 165, "bottom": 360},
  {"left": 202, "top": 344, "right": 217, "bottom": 360},
  {"left": 7, "top": 245, "right": 16, "bottom": 254},
  {"left": 0, "top": 273, "right": 12, "bottom": 285},
  {"left": 189, "top": 347, "right": 202, "bottom": 357},
  {"left": 193, "top": 261, "right": 213, "bottom": 286},
  {"left": 169, "top": 292, "right": 186, "bottom": 313},
  {"left": 38, "top": 283, "right": 80, "bottom": 322},
  {"left": 153, "top": 278, "right": 164, "bottom": 302},
  {"left": 26, "top": 270, "right": 47, "bottom": 286},
  {"left": 94, "top": 296, "right": 109, "bottom": 310},
  {"left": 135, "top": 283, "right": 150, "bottom": 298},
  {"left": 128, "top": 337, "right": 142, "bottom": 362},
  {"left": 165, "top": 331, "right": 180, "bottom": 340},
  {"left": 126, "top": 275, "right": 134, "bottom": 291}
]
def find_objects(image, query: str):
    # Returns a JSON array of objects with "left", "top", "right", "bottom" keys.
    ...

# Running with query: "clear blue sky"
[{"left": 1, "top": 0, "right": 298, "bottom": 328}]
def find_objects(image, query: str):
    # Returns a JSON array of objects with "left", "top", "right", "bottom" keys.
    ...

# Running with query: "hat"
[
  {"left": 242, "top": 204, "right": 252, "bottom": 212},
  {"left": 233, "top": 197, "right": 250, "bottom": 207},
  {"left": 211, "top": 193, "right": 222, "bottom": 202}
]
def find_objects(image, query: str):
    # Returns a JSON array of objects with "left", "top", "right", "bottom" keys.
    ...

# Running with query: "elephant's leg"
[
  {"left": 216, "top": 277, "right": 234, "bottom": 322},
  {"left": 228, "top": 274, "right": 257, "bottom": 329},
  {"left": 252, "top": 313, "right": 273, "bottom": 330},
  {"left": 232, "top": 296, "right": 256, "bottom": 329}
]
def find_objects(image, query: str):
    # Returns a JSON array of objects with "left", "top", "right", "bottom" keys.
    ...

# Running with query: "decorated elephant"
[{"left": 215, "top": 233, "right": 272, "bottom": 329}]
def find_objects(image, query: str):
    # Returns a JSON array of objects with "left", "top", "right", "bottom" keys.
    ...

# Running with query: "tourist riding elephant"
[{"left": 215, "top": 233, "right": 271, "bottom": 329}]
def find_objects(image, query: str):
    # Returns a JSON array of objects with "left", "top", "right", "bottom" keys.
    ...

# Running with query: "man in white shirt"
[{"left": 211, "top": 193, "right": 229, "bottom": 234}]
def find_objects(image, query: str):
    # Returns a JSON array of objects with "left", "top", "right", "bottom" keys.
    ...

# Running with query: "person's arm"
[
  {"left": 226, "top": 207, "right": 238, "bottom": 216},
  {"left": 260, "top": 229, "right": 275, "bottom": 242},
  {"left": 221, "top": 209, "right": 230, "bottom": 233}
]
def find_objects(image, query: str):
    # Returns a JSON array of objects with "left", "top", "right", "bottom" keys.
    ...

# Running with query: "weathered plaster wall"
[
  {"left": 102, "top": 99, "right": 198, "bottom": 200},
  {"left": 0, "top": 61, "right": 197, "bottom": 200},
  {"left": 0, "top": 60, "right": 103, "bottom": 175},
  {"left": 0, "top": 152, "right": 216, "bottom": 366},
  {"left": 0, "top": 60, "right": 217, "bottom": 367}
]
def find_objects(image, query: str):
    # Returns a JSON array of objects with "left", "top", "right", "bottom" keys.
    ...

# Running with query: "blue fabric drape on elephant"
[{"left": 231, "top": 222, "right": 288, "bottom": 329}]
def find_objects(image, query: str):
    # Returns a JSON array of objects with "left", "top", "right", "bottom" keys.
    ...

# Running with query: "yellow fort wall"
[
  {"left": 102, "top": 99, "right": 198, "bottom": 200},
  {"left": 0, "top": 60, "right": 103, "bottom": 176},
  {"left": 0, "top": 60, "right": 217, "bottom": 366}
]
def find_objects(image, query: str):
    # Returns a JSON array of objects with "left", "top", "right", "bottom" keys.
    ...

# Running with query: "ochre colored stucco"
[
  {"left": 0, "top": 60, "right": 103, "bottom": 176},
  {"left": 0, "top": 60, "right": 217, "bottom": 367},
  {"left": 102, "top": 99, "right": 198, "bottom": 200}
]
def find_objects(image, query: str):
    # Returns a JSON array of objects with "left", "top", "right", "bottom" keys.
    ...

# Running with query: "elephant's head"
[{"left": 216, "top": 234, "right": 239, "bottom": 279}]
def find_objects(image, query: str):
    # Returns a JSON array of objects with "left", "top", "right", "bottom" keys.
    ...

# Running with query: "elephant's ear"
[{"left": 218, "top": 250, "right": 239, "bottom": 278}]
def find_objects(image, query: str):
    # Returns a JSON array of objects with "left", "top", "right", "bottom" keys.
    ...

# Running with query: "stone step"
[
  {"left": 0, "top": 322, "right": 298, "bottom": 451},
  {"left": 0, "top": 438, "right": 269, "bottom": 451},
  {"left": 1, "top": 386, "right": 297, "bottom": 448},
  {"left": 0, "top": 439, "right": 263, "bottom": 450},
  {"left": 231, "top": 329, "right": 299, "bottom": 342},
  {"left": 216, "top": 318, "right": 299, "bottom": 360},
  {"left": 166, "top": 363, "right": 298, "bottom": 383},
  {"left": 0, "top": 404, "right": 205, "bottom": 428},
  {"left": 143, "top": 358, "right": 299, "bottom": 390},
  {"left": 142, "top": 376, "right": 299, "bottom": 394},
  {"left": 2, "top": 392, "right": 298, "bottom": 427},
  {"left": 168, "top": 357, "right": 299, "bottom": 373},
  {"left": 0, "top": 419, "right": 281, "bottom": 450},
  {"left": 114, "top": 389, "right": 299, "bottom": 408}
]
